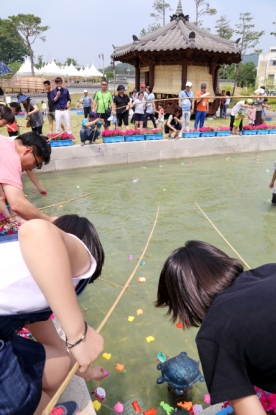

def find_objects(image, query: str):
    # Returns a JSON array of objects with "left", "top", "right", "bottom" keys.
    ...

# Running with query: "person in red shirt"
[{"left": 194, "top": 83, "right": 210, "bottom": 130}]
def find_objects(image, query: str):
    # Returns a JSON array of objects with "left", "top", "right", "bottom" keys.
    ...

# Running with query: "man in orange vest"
[{"left": 194, "top": 83, "right": 210, "bottom": 130}]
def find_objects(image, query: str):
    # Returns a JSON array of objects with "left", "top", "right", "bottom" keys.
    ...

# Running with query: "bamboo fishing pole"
[
  {"left": 195, "top": 201, "right": 251, "bottom": 269},
  {"left": 115, "top": 95, "right": 276, "bottom": 111},
  {"left": 0, "top": 192, "right": 92, "bottom": 224},
  {"left": 42, "top": 206, "right": 160, "bottom": 415}
]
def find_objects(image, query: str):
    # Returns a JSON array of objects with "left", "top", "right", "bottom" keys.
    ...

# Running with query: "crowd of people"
[
  {"left": 1, "top": 79, "right": 276, "bottom": 415},
  {"left": 0, "top": 79, "right": 274, "bottom": 145}
]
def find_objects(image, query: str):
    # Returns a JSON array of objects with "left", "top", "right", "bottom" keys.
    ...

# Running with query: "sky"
[{"left": 1, "top": 0, "right": 276, "bottom": 67}]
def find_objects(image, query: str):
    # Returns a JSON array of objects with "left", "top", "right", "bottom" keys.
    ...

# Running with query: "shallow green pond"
[{"left": 23, "top": 151, "right": 276, "bottom": 413}]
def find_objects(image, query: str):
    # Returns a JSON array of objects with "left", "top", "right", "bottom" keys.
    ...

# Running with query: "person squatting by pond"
[
  {"left": 0, "top": 215, "right": 105, "bottom": 415},
  {"left": 17, "top": 94, "right": 44, "bottom": 135},
  {"left": 156, "top": 240, "right": 276, "bottom": 415}
]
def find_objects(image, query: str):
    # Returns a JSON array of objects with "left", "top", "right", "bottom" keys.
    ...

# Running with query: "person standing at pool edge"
[
  {"left": 43, "top": 80, "right": 65, "bottom": 135},
  {"left": 50, "top": 77, "right": 72, "bottom": 134},
  {"left": 194, "top": 83, "right": 209, "bottom": 130},
  {"left": 92, "top": 80, "right": 113, "bottom": 130},
  {"left": 179, "top": 81, "right": 194, "bottom": 133}
]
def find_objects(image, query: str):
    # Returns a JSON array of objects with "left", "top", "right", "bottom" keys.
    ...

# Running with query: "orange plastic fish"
[{"left": 177, "top": 401, "right": 192, "bottom": 411}]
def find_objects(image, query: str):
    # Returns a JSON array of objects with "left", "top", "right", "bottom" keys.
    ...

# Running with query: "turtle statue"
[{"left": 156, "top": 352, "right": 204, "bottom": 395}]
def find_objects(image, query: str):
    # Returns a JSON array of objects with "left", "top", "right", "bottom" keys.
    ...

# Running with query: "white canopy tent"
[
  {"left": 40, "top": 60, "right": 62, "bottom": 77},
  {"left": 88, "top": 64, "right": 103, "bottom": 77},
  {"left": 14, "top": 58, "right": 41, "bottom": 79}
]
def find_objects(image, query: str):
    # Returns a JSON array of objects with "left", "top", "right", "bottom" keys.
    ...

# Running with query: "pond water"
[{"left": 23, "top": 151, "right": 276, "bottom": 413}]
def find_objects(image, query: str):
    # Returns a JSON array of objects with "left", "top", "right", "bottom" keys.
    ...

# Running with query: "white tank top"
[{"left": 0, "top": 234, "right": 97, "bottom": 315}]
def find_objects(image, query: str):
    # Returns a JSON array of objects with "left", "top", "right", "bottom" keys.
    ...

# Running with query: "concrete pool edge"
[{"left": 39, "top": 134, "right": 276, "bottom": 173}]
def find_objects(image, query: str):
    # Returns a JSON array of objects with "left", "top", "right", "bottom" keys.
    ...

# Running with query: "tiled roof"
[{"left": 112, "top": 7, "right": 240, "bottom": 59}]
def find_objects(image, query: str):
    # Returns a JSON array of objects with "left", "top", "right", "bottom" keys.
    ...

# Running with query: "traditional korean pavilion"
[{"left": 111, "top": 0, "right": 241, "bottom": 114}]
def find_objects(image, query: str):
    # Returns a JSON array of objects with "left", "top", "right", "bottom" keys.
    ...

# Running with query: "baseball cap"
[
  {"left": 84, "top": 89, "right": 88, "bottom": 92},
  {"left": 140, "top": 83, "right": 146, "bottom": 87},
  {"left": 247, "top": 99, "right": 253, "bottom": 104},
  {"left": 88, "top": 111, "right": 97, "bottom": 119},
  {"left": 186, "top": 81, "right": 192, "bottom": 87},
  {"left": 117, "top": 84, "right": 125, "bottom": 92}
]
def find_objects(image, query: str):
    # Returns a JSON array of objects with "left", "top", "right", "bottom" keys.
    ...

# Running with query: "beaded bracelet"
[{"left": 65, "top": 321, "right": 88, "bottom": 354}]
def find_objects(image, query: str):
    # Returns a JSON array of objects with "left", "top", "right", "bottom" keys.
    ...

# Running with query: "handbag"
[
  {"left": 25, "top": 101, "right": 31, "bottom": 128},
  {"left": 101, "top": 92, "right": 112, "bottom": 118}
]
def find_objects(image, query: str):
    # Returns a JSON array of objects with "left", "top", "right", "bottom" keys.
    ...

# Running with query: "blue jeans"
[
  {"left": 80, "top": 128, "right": 100, "bottom": 143},
  {"left": 194, "top": 111, "right": 206, "bottom": 129}
]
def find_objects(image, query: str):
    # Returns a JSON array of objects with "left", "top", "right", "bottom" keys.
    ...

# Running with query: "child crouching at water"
[
  {"left": 156, "top": 240, "right": 276, "bottom": 415},
  {"left": 0, "top": 215, "right": 105, "bottom": 415}
]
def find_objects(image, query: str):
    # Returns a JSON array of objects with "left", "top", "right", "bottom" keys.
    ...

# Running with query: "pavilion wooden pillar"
[
  {"left": 149, "top": 63, "right": 154, "bottom": 89},
  {"left": 181, "top": 60, "right": 188, "bottom": 90},
  {"left": 214, "top": 65, "right": 220, "bottom": 92},
  {"left": 135, "top": 58, "right": 140, "bottom": 91},
  {"left": 209, "top": 61, "right": 221, "bottom": 92}
]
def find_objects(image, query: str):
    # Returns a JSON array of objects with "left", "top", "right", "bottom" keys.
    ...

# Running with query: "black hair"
[
  {"left": 264, "top": 98, "right": 268, "bottom": 102},
  {"left": 173, "top": 106, "right": 182, "bottom": 116},
  {"left": 146, "top": 86, "right": 153, "bottom": 93},
  {"left": 43, "top": 80, "right": 51, "bottom": 85},
  {"left": 138, "top": 91, "right": 144, "bottom": 96},
  {"left": 221, "top": 90, "right": 225, "bottom": 93},
  {"left": 158, "top": 102, "right": 164, "bottom": 107},
  {"left": 0, "top": 87, "right": 4, "bottom": 96},
  {"left": 53, "top": 215, "right": 105, "bottom": 283},
  {"left": 10, "top": 102, "right": 21, "bottom": 113},
  {"left": 156, "top": 240, "right": 243, "bottom": 328},
  {"left": 16, "top": 132, "right": 51, "bottom": 164},
  {"left": 0, "top": 105, "right": 15, "bottom": 123},
  {"left": 226, "top": 91, "right": 231, "bottom": 96},
  {"left": 55, "top": 77, "right": 63, "bottom": 83}
]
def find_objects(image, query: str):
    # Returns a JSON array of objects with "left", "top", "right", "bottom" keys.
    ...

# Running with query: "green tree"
[
  {"left": 65, "top": 57, "right": 78, "bottom": 66},
  {"left": 36, "top": 54, "right": 44, "bottom": 69},
  {"left": 0, "top": 18, "right": 28, "bottom": 63},
  {"left": 237, "top": 62, "right": 257, "bottom": 87},
  {"left": 215, "top": 15, "right": 233, "bottom": 39},
  {"left": 232, "top": 12, "right": 264, "bottom": 94},
  {"left": 150, "top": 0, "right": 172, "bottom": 26},
  {"left": 140, "top": 23, "right": 161, "bottom": 37},
  {"left": 193, "top": 0, "right": 217, "bottom": 27},
  {"left": 271, "top": 22, "right": 276, "bottom": 36},
  {"left": 7, "top": 14, "right": 50, "bottom": 76}
]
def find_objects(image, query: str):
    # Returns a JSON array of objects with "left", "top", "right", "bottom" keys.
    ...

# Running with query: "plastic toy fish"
[
  {"left": 146, "top": 336, "right": 155, "bottom": 343},
  {"left": 192, "top": 404, "right": 203, "bottom": 414},
  {"left": 160, "top": 401, "right": 174, "bottom": 415},
  {"left": 144, "top": 408, "right": 157, "bottom": 415},
  {"left": 114, "top": 402, "right": 124, "bottom": 414},
  {"left": 116, "top": 363, "right": 125, "bottom": 372},
  {"left": 177, "top": 402, "right": 192, "bottom": 410},
  {"left": 102, "top": 353, "right": 111, "bottom": 360},
  {"left": 128, "top": 316, "right": 135, "bottom": 322},
  {"left": 93, "top": 387, "right": 106, "bottom": 402},
  {"left": 136, "top": 309, "right": 143, "bottom": 315},
  {"left": 131, "top": 400, "right": 142, "bottom": 413},
  {"left": 93, "top": 400, "right": 102, "bottom": 411}
]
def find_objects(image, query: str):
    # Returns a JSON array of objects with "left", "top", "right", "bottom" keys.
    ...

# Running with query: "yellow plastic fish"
[
  {"left": 102, "top": 353, "right": 111, "bottom": 360},
  {"left": 136, "top": 309, "right": 143, "bottom": 315},
  {"left": 146, "top": 336, "right": 155, "bottom": 343},
  {"left": 93, "top": 400, "right": 102, "bottom": 411},
  {"left": 128, "top": 316, "right": 135, "bottom": 322}
]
